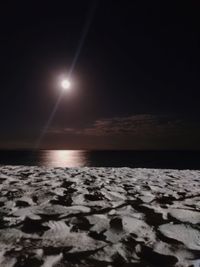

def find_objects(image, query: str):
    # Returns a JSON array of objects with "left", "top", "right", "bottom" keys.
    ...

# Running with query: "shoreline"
[{"left": 0, "top": 166, "right": 199, "bottom": 266}]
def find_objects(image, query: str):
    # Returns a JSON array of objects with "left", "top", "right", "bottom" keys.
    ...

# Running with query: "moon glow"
[{"left": 61, "top": 79, "right": 71, "bottom": 90}]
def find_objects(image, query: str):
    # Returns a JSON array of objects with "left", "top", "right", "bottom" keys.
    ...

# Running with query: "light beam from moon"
[
  {"left": 34, "top": 1, "right": 98, "bottom": 149},
  {"left": 67, "top": 1, "right": 98, "bottom": 79},
  {"left": 34, "top": 92, "right": 64, "bottom": 149}
]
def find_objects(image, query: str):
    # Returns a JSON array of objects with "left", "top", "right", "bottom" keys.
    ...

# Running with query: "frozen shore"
[{"left": 0, "top": 166, "right": 199, "bottom": 266}]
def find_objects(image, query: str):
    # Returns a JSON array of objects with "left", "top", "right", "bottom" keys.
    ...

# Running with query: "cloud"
[
  {"left": 78, "top": 114, "right": 185, "bottom": 137},
  {"left": 48, "top": 114, "right": 184, "bottom": 137},
  {"left": 48, "top": 127, "right": 75, "bottom": 134},
  {"left": 44, "top": 114, "right": 200, "bottom": 149}
]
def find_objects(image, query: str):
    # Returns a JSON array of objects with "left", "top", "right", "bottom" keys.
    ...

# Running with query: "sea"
[{"left": 0, "top": 150, "right": 199, "bottom": 170}]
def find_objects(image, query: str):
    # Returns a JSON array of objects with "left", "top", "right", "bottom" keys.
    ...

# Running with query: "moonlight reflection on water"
[{"left": 42, "top": 150, "right": 88, "bottom": 167}]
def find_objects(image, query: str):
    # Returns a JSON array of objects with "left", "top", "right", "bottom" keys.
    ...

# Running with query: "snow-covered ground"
[{"left": 0, "top": 166, "right": 199, "bottom": 266}]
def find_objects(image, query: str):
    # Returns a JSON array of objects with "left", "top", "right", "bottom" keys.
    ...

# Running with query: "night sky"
[{"left": 0, "top": 1, "right": 200, "bottom": 150}]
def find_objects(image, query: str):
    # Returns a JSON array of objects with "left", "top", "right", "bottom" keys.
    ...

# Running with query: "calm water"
[{"left": 0, "top": 150, "right": 200, "bottom": 169}]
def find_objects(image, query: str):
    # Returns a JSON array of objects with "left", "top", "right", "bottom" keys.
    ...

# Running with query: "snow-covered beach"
[{"left": 0, "top": 166, "right": 199, "bottom": 266}]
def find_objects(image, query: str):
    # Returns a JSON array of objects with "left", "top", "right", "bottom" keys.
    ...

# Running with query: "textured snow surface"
[{"left": 0, "top": 166, "right": 199, "bottom": 266}]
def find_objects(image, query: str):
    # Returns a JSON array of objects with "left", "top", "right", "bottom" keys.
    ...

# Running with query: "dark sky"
[{"left": 0, "top": 1, "right": 200, "bottom": 150}]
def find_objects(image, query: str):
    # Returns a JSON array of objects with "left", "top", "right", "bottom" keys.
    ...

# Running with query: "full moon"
[{"left": 61, "top": 79, "right": 71, "bottom": 90}]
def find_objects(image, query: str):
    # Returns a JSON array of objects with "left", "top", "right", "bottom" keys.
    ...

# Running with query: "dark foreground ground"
[{"left": 0, "top": 166, "right": 199, "bottom": 267}]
